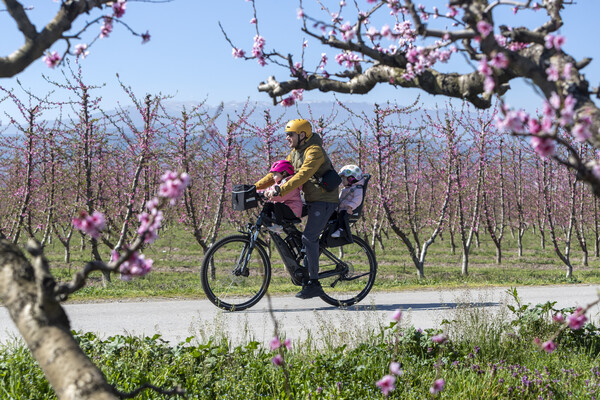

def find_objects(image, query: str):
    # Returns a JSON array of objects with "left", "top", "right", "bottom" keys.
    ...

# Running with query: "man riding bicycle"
[{"left": 255, "top": 119, "right": 339, "bottom": 299}]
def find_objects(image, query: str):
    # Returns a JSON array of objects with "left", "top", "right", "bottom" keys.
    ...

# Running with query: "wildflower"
[
  {"left": 376, "top": 375, "right": 396, "bottom": 396},
  {"left": 553, "top": 313, "right": 565, "bottom": 323},
  {"left": 272, "top": 354, "right": 284, "bottom": 366},
  {"left": 432, "top": 334, "right": 448, "bottom": 344},
  {"left": 391, "top": 308, "right": 402, "bottom": 322},
  {"left": 390, "top": 362, "right": 403, "bottom": 376},
  {"left": 284, "top": 338, "right": 292, "bottom": 350},
  {"left": 542, "top": 340, "right": 556, "bottom": 353},
  {"left": 430, "top": 378, "right": 445, "bottom": 394},
  {"left": 270, "top": 336, "right": 281, "bottom": 351}
]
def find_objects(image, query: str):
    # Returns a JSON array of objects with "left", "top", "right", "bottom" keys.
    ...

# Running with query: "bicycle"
[{"left": 200, "top": 180, "right": 377, "bottom": 311}]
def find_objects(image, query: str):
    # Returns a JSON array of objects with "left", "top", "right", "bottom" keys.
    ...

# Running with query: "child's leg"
[{"left": 271, "top": 203, "right": 297, "bottom": 224}]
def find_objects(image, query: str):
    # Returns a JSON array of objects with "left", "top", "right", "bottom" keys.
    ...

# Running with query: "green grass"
[
  {"left": 1, "top": 295, "right": 599, "bottom": 399},
  {"left": 36, "top": 225, "right": 600, "bottom": 302}
]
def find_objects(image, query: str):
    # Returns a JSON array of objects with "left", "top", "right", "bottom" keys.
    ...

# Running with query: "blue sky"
[{"left": 0, "top": 0, "right": 599, "bottom": 120}]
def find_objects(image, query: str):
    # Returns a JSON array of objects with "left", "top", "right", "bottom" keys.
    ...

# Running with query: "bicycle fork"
[{"left": 235, "top": 225, "right": 261, "bottom": 277}]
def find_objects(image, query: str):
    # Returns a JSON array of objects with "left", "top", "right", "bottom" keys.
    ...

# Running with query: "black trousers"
[{"left": 261, "top": 202, "right": 297, "bottom": 225}]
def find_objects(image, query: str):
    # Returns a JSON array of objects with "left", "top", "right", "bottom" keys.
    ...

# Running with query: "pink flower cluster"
[
  {"left": 431, "top": 333, "right": 448, "bottom": 344},
  {"left": 74, "top": 44, "right": 89, "bottom": 59},
  {"left": 280, "top": 89, "right": 304, "bottom": 107},
  {"left": 43, "top": 51, "right": 61, "bottom": 68},
  {"left": 112, "top": 250, "right": 152, "bottom": 281},
  {"left": 270, "top": 336, "right": 291, "bottom": 366},
  {"left": 138, "top": 198, "right": 164, "bottom": 243},
  {"left": 567, "top": 307, "right": 588, "bottom": 330},
  {"left": 158, "top": 171, "right": 190, "bottom": 205},
  {"left": 376, "top": 361, "right": 403, "bottom": 396},
  {"left": 100, "top": 16, "right": 113, "bottom": 38},
  {"left": 340, "top": 22, "right": 355, "bottom": 41},
  {"left": 335, "top": 52, "right": 362, "bottom": 68},
  {"left": 72, "top": 210, "right": 106, "bottom": 239},
  {"left": 430, "top": 378, "right": 446, "bottom": 394},
  {"left": 232, "top": 47, "right": 246, "bottom": 58},
  {"left": 112, "top": 0, "right": 126, "bottom": 18},
  {"left": 252, "top": 35, "right": 266, "bottom": 66},
  {"left": 402, "top": 45, "right": 456, "bottom": 80},
  {"left": 544, "top": 34, "right": 566, "bottom": 51}
]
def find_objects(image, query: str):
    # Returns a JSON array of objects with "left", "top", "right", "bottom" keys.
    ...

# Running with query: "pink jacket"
[
  {"left": 266, "top": 176, "right": 303, "bottom": 217},
  {"left": 338, "top": 177, "right": 365, "bottom": 213}
]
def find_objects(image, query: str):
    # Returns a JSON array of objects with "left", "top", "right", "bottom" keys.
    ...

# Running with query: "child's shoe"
[
  {"left": 267, "top": 224, "right": 284, "bottom": 234},
  {"left": 330, "top": 228, "right": 344, "bottom": 238}
]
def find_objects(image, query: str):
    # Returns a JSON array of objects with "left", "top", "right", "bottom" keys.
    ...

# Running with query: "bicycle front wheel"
[
  {"left": 201, "top": 235, "right": 271, "bottom": 311},
  {"left": 319, "top": 235, "right": 377, "bottom": 307}
]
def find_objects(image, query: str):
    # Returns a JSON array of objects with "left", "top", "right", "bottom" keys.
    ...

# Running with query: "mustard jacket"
[{"left": 255, "top": 133, "right": 339, "bottom": 203}]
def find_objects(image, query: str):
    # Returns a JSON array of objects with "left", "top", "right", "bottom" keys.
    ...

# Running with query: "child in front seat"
[
  {"left": 259, "top": 160, "right": 303, "bottom": 234},
  {"left": 331, "top": 165, "right": 365, "bottom": 238}
]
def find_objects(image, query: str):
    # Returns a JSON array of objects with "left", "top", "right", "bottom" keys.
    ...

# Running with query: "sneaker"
[
  {"left": 267, "top": 224, "right": 284, "bottom": 234},
  {"left": 295, "top": 280, "right": 324, "bottom": 299},
  {"left": 330, "top": 229, "right": 344, "bottom": 238}
]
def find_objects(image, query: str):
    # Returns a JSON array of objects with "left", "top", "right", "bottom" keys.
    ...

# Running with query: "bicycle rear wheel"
[
  {"left": 318, "top": 235, "right": 377, "bottom": 307},
  {"left": 201, "top": 235, "right": 271, "bottom": 311}
]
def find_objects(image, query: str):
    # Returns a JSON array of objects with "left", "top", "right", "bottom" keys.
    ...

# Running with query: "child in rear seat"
[
  {"left": 259, "top": 160, "right": 303, "bottom": 233},
  {"left": 331, "top": 165, "right": 365, "bottom": 238}
]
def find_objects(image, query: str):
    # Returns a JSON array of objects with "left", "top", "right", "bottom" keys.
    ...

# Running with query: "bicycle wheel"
[
  {"left": 318, "top": 235, "right": 377, "bottom": 307},
  {"left": 201, "top": 235, "right": 271, "bottom": 311}
]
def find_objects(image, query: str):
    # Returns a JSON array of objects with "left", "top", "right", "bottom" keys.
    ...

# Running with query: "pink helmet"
[{"left": 270, "top": 160, "right": 295, "bottom": 176}]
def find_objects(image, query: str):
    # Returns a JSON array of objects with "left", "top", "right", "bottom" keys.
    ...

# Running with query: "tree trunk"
[
  {"left": 461, "top": 250, "right": 469, "bottom": 276},
  {"left": 0, "top": 240, "right": 118, "bottom": 400}
]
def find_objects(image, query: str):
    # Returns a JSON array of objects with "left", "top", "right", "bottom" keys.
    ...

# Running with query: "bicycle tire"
[
  {"left": 318, "top": 234, "right": 377, "bottom": 307},
  {"left": 201, "top": 235, "right": 271, "bottom": 311}
]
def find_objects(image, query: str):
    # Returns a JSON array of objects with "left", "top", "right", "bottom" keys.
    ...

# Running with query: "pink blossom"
[
  {"left": 376, "top": 375, "right": 396, "bottom": 396},
  {"left": 390, "top": 362, "right": 403, "bottom": 376},
  {"left": 249, "top": 17, "right": 257, "bottom": 24},
  {"left": 572, "top": 122, "right": 592, "bottom": 142},
  {"left": 141, "top": 31, "right": 151, "bottom": 44},
  {"left": 549, "top": 92, "right": 561, "bottom": 110},
  {"left": 542, "top": 340, "right": 556, "bottom": 353},
  {"left": 490, "top": 52, "right": 509, "bottom": 69},
  {"left": 73, "top": 210, "right": 106, "bottom": 239},
  {"left": 430, "top": 378, "right": 445, "bottom": 394},
  {"left": 497, "top": 110, "right": 527, "bottom": 132},
  {"left": 297, "top": 8, "right": 304, "bottom": 18},
  {"left": 114, "top": 251, "right": 153, "bottom": 281},
  {"left": 158, "top": 171, "right": 190, "bottom": 204},
  {"left": 112, "top": 0, "right": 126, "bottom": 18},
  {"left": 544, "top": 34, "right": 555, "bottom": 49},
  {"left": 280, "top": 96, "right": 295, "bottom": 107},
  {"left": 562, "top": 63, "right": 573, "bottom": 79},
  {"left": 284, "top": 338, "right": 292, "bottom": 350},
  {"left": 270, "top": 336, "right": 281, "bottom": 350},
  {"left": 567, "top": 308, "right": 587, "bottom": 330},
  {"left": 74, "top": 44, "right": 89, "bottom": 59},
  {"left": 528, "top": 118, "right": 542, "bottom": 135},
  {"left": 291, "top": 89, "right": 304, "bottom": 101},
  {"left": 319, "top": 53, "right": 328, "bottom": 70},
  {"left": 446, "top": 6, "right": 458, "bottom": 18},
  {"left": 545, "top": 64, "right": 559, "bottom": 81},
  {"left": 530, "top": 136, "right": 556, "bottom": 158},
  {"left": 476, "top": 21, "right": 493, "bottom": 37},
  {"left": 391, "top": 308, "right": 402, "bottom": 322},
  {"left": 100, "top": 16, "right": 113, "bottom": 38},
  {"left": 366, "top": 26, "right": 379, "bottom": 41},
  {"left": 138, "top": 201, "right": 163, "bottom": 244},
  {"left": 43, "top": 51, "right": 61, "bottom": 68},
  {"left": 484, "top": 76, "right": 495, "bottom": 94},
  {"left": 592, "top": 163, "right": 600, "bottom": 181},
  {"left": 272, "top": 354, "right": 284, "bottom": 366},
  {"left": 553, "top": 35, "right": 566, "bottom": 51},
  {"left": 340, "top": 22, "right": 355, "bottom": 41},
  {"left": 478, "top": 58, "right": 491, "bottom": 77},
  {"left": 232, "top": 47, "right": 246, "bottom": 58},
  {"left": 380, "top": 24, "right": 392, "bottom": 38}
]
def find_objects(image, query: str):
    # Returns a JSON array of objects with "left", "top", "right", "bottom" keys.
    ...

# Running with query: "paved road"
[{"left": 1, "top": 285, "right": 599, "bottom": 347}]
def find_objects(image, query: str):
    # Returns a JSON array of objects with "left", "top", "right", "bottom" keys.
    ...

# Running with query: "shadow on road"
[{"left": 245, "top": 301, "right": 499, "bottom": 314}]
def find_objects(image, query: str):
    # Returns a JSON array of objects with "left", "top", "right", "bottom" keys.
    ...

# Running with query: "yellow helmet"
[{"left": 285, "top": 119, "right": 312, "bottom": 139}]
